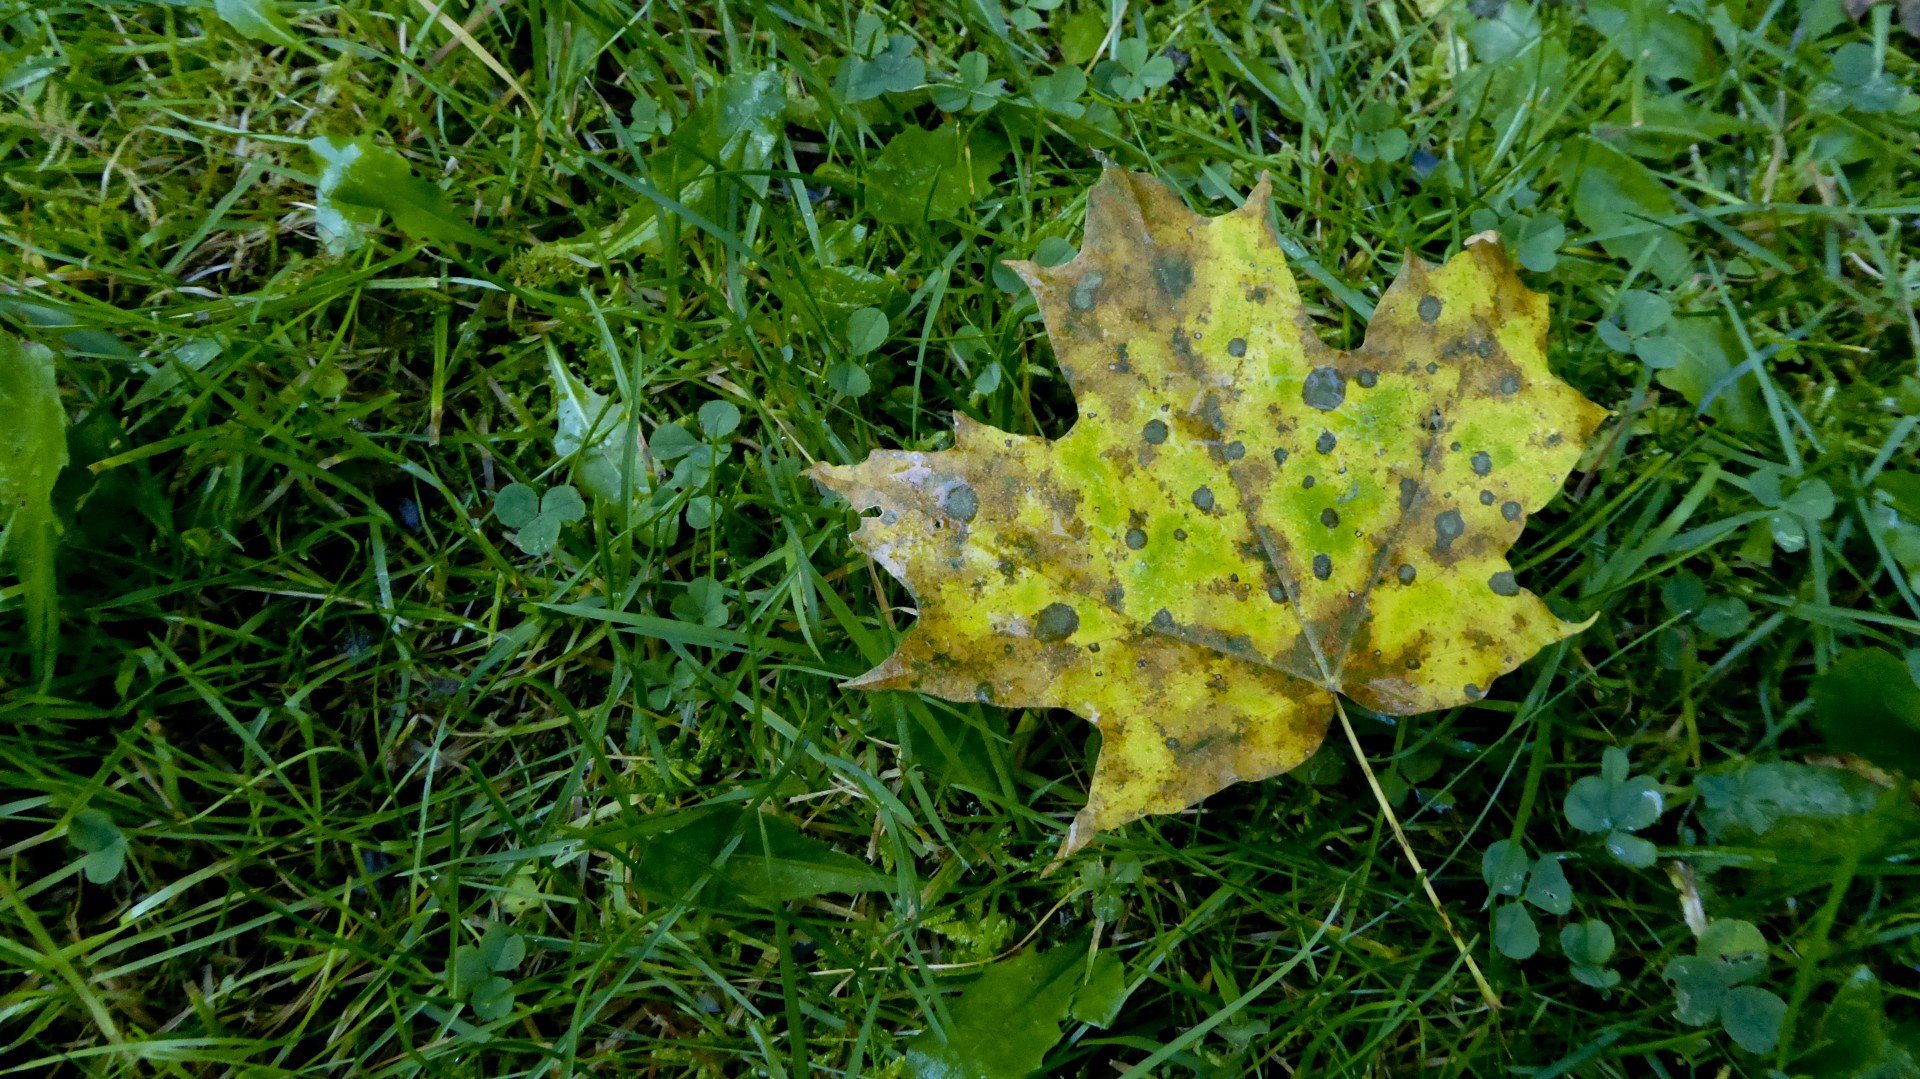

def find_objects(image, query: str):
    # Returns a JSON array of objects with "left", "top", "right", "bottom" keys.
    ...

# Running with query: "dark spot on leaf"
[
  {"left": 1320, "top": 508, "right": 1339, "bottom": 528},
  {"left": 1034, "top": 603, "right": 1079, "bottom": 642},
  {"left": 1406, "top": 658, "right": 1421, "bottom": 670},
  {"left": 1225, "top": 440, "right": 1245, "bottom": 460},
  {"left": 1480, "top": 490, "right": 1495, "bottom": 505},
  {"left": 1418, "top": 294, "right": 1442, "bottom": 322},
  {"left": 1165, "top": 736, "right": 1180, "bottom": 749},
  {"left": 975, "top": 682, "right": 993, "bottom": 702},
  {"left": 1547, "top": 432, "right": 1563, "bottom": 446},
  {"left": 1302, "top": 476, "right": 1316, "bottom": 489},
  {"left": 1464, "top": 683, "right": 1483, "bottom": 699},
  {"left": 1313, "top": 554, "right": 1333, "bottom": 580},
  {"left": 1302, "top": 367, "right": 1346, "bottom": 411},
  {"left": 1143, "top": 419, "right": 1168, "bottom": 444},
  {"left": 1426, "top": 409, "right": 1445, "bottom": 431},
  {"left": 1228, "top": 337, "right": 1247, "bottom": 357},
  {"left": 1070, "top": 272, "right": 1104, "bottom": 311},
  {"left": 1471, "top": 451, "right": 1492, "bottom": 476},
  {"left": 1357, "top": 369, "right": 1378, "bottom": 388},
  {"left": 1125, "top": 527, "right": 1147, "bottom": 550},
  {"left": 1397, "top": 563, "right": 1416, "bottom": 584},
  {"left": 1433, "top": 509, "right": 1465, "bottom": 554},
  {"left": 1272, "top": 448, "right": 1290, "bottom": 467},
  {"left": 1450, "top": 441, "right": 1462, "bottom": 451},
  {"left": 1489, "top": 571, "right": 1519, "bottom": 596},
  {"left": 1500, "top": 375, "right": 1520, "bottom": 394},
  {"left": 1192, "top": 486, "right": 1215, "bottom": 511},
  {"left": 1151, "top": 608, "right": 1174, "bottom": 629},
  {"left": 1399, "top": 477, "right": 1420, "bottom": 509},
  {"left": 1426, "top": 362, "right": 1439, "bottom": 375},
  {"left": 1502, "top": 500, "right": 1522, "bottom": 521},
  {"left": 1174, "top": 529, "right": 1187, "bottom": 541},
  {"left": 944, "top": 483, "right": 978, "bottom": 521},
  {"left": 1317, "top": 430, "right": 1337, "bottom": 454},
  {"left": 1268, "top": 584, "right": 1287, "bottom": 603},
  {"left": 1153, "top": 257, "right": 1194, "bottom": 300}
]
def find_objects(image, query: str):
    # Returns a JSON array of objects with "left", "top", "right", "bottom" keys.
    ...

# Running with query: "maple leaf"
[{"left": 810, "top": 169, "right": 1607, "bottom": 856}]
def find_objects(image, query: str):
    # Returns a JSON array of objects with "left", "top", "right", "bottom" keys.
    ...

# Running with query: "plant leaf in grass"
[{"left": 810, "top": 168, "right": 1605, "bottom": 855}]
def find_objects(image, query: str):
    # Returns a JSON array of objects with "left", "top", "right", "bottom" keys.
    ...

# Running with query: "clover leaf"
[
  {"left": 1494, "top": 902, "right": 1540, "bottom": 959},
  {"left": 1749, "top": 469, "right": 1835, "bottom": 554},
  {"left": 69, "top": 809, "right": 127, "bottom": 884},
  {"left": 931, "top": 52, "right": 1003, "bottom": 114},
  {"left": 451, "top": 924, "right": 525, "bottom": 1021},
  {"left": 1597, "top": 289, "right": 1683, "bottom": 369},
  {"left": 1030, "top": 67, "right": 1088, "bottom": 118},
  {"left": 494, "top": 482, "right": 586, "bottom": 555},
  {"left": 846, "top": 34, "right": 924, "bottom": 102},
  {"left": 1561, "top": 920, "right": 1621, "bottom": 989},
  {"left": 1102, "top": 38, "right": 1175, "bottom": 101},
  {"left": 1563, "top": 748, "right": 1664, "bottom": 865},
  {"left": 1663, "top": 919, "right": 1784, "bottom": 1053},
  {"left": 1352, "top": 102, "right": 1409, "bottom": 163}
]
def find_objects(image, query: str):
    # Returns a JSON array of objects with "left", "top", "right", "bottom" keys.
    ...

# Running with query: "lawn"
[{"left": 4, "top": 0, "right": 1920, "bottom": 1074}]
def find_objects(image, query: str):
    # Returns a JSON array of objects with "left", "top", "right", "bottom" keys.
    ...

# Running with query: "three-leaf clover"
[
  {"left": 846, "top": 34, "right": 925, "bottom": 102},
  {"left": 830, "top": 307, "right": 887, "bottom": 398},
  {"left": 1101, "top": 39, "right": 1175, "bottom": 101},
  {"left": 1482, "top": 840, "right": 1575, "bottom": 959},
  {"left": 1662, "top": 571, "right": 1752, "bottom": 641},
  {"left": 69, "top": 809, "right": 127, "bottom": 884},
  {"left": 494, "top": 482, "right": 586, "bottom": 555},
  {"left": 1749, "top": 469, "right": 1835, "bottom": 554},
  {"left": 1563, "top": 747, "right": 1664, "bottom": 867},
  {"left": 1030, "top": 67, "right": 1088, "bottom": 118},
  {"left": 1664, "top": 919, "right": 1786, "bottom": 1054},
  {"left": 671, "top": 576, "right": 730, "bottom": 628},
  {"left": 931, "top": 52, "right": 1003, "bottom": 114},
  {"left": 629, "top": 93, "right": 673, "bottom": 141},
  {"left": 1351, "top": 102, "right": 1409, "bottom": 163},
  {"left": 1597, "top": 289, "right": 1683, "bottom": 369},
  {"left": 451, "top": 924, "right": 526, "bottom": 1022},
  {"left": 1561, "top": 920, "right": 1621, "bottom": 989}
]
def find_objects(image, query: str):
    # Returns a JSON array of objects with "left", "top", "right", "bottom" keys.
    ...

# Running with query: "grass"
[{"left": 3, "top": 0, "right": 1919, "bottom": 1074}]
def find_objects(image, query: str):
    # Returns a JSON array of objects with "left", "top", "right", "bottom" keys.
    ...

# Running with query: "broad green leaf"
[
  {"left": 633, "top": 808, "right": 891, "bottom": 905},
  {"left": 811, "top": 169, "right": 1605, "bottom": 854},
  {"left": 546, "top": 353, "right": 678, "bottom": 549},
  {"left": 1696, "top": 761, "right": 1877, "bottom": 837},
  {"left": 904, "top": 940, "right": 1084, "bottom": 1079},
  {"left": 1565, "top": 138, "right": 1691, "bottom": 286},
  {"left": 0, "top": 336, "right": 67, "bottom": 682},
  {"left": 514, "top": 514, "right": 562, "bottom": 556},
  {"left": 1068, "top": 951, "right": 1129, "bottom": 1028},
  {"left": 452, "top": 945, "right": 489, "bottom": 995},
  {"left": 867, "top": 125, "right": 1008, "bottom": 226},
  {"left": 1494, "top": 902, "right": 1540, "bottom": 959},
  {"left": 1584, "top": 0, "right": 1712, "bottom": 84},
  {"left": 308, "top": 137, "right": 496, "bottom": 251},
  {"left": 1800, "top": 966, "right": 1920, "bottom": 1076},
  {"left": 846, "top": 35, "right": 924, "bottom": 101},
  {"left": 69, "top": 809, "right": 127, "bottom": 883},
  {"left": 214, "top": 0, "right": 298, "bottom": 46},
  {"left": 1813, "top": 649, "right": 1920, "bottom": 776},
  {"left": 1721, "top": 986, "right": 1787, "bottom": 1054}
]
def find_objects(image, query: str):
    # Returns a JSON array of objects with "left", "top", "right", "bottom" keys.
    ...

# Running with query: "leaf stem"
[{"left": 1333, "top": 696, "right": 1502, "bottom": 1011}]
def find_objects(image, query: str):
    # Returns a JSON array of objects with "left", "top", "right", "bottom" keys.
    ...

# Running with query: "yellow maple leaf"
[{"left": 811, "top": 169, "right": 1607, "bottom": 856}]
